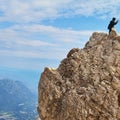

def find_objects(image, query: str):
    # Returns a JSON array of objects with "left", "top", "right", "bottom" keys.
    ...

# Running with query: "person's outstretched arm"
[{"left": 114, "top": 20, "right": 118, "bottom": 25}]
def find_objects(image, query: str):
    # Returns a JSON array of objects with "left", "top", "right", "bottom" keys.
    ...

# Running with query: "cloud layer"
[
  {"left": 0, "top": 24, "right": 93, "bottom": 59},
  {"left": 0, "top": 0, "right": 119, "bottom": 70},
  {"left": 0, "top": 0, "right": 120, "bottom": 23}
]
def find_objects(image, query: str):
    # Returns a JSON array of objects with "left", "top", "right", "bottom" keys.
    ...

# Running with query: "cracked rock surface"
[{"left": 38, "top": 29, "right": 120, "bottom": 120}]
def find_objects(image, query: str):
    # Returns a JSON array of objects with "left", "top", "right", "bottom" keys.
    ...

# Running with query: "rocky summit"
[{"left": 38, "top": 29, "right": 120, "bottom": 120}]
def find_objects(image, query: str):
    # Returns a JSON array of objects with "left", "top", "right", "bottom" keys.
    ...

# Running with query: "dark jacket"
[{"left": 108, "top": 19, "right": 118, "bottom": 30}]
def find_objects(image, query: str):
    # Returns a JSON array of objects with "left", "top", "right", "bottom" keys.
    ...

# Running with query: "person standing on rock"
[{"left": 108, "top": 17, "right": 118, "bottom": 34}]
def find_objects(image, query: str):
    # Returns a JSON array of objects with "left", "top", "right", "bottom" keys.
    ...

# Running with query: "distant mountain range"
[{"left": 0, "top": 79, "right": 38, "bottom": 120}]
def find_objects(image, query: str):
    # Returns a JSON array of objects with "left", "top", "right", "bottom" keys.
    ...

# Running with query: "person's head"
[{"left": 112, "top": 17, "right": 116, "bottom": 21}]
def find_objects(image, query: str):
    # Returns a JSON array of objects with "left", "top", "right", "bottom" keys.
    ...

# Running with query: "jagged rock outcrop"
[{"left": 38, "top": 29, "right": 120, "bottom": 120}]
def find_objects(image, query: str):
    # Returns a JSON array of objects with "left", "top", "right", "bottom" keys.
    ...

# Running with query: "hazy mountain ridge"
[{"left": 0, "top": 78, "right": 37, "bottom": 120}]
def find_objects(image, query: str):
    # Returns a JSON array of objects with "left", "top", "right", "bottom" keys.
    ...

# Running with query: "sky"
[{"left": 0, "top": 0, "right": 120, "bottom": 92}]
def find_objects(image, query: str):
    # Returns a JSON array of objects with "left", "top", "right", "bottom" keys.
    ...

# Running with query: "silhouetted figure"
[{"left": 108, "top": 17, "right": 118, "bottom": 34}]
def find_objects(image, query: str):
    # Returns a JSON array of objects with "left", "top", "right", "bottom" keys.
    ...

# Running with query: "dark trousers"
[{"left": 109, "top": 28, "right": 112, "bottom": 34}]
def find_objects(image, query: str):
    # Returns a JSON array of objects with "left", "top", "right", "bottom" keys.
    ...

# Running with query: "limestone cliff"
[{"left": 38, "top": 29, "right": 120, "bottom": 120}]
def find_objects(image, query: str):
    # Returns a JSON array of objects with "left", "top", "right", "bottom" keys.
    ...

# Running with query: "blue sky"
[{"left": 0, "top": 0, "right": 120, "bottom": 91}]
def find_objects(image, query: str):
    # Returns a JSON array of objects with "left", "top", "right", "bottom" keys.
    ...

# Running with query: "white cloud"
[
  {"left": 0, "top": 26, "right": 55, "bottom": 49},
  {"left": 12, "top": 24, "right": 93, "bottom": 43},
  {"left": 0, "top": 0, "right": 120, "bottom": 23},
  {"left": 0, "top": 48, "right": 67, "bottom": 60},
  {"left": 17, "top": 39, "right": 55, "bottom": 47},
  {"left": 1, "top": 0, "right": 117, "bottom": 70},
  {"left": 0, "top": 24, "right": 95, "bottom": 60},
  {"left": 3, "top": 24, "right": 93, "bottom": 43}
]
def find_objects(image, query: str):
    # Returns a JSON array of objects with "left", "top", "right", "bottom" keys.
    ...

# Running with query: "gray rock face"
[{"left": 38, "top": 30, "right": 120, "bottom": 120}]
